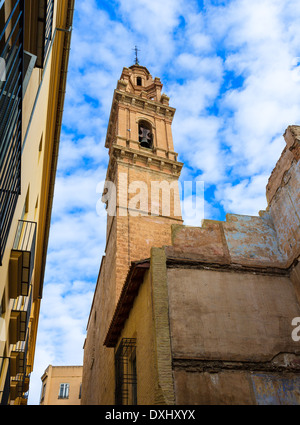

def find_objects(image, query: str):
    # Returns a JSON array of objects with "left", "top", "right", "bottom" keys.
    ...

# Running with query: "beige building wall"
[{"left": 40, "top": 365, "right": 83, "bottom": 405}]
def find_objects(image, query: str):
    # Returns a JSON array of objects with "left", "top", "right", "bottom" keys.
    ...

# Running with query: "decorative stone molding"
[{"left": 111, "top": 145, "right": 183, "bottom": 176}]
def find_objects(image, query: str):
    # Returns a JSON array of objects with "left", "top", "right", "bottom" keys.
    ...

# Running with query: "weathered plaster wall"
[
  {"left": 167, "top": 125, "right": 300, "bottom": 272},
  {"left": 167, "top": 268, "right": 299, "bottom": 362},
  {"left": 167, "top": 267, "right": 300, "bottom": 404},
  {"left": 267, "top": 125, "right": 300, "bottom": 264},
  {"left": 174, "top": 370, "right": 300, "bottom": 405}
]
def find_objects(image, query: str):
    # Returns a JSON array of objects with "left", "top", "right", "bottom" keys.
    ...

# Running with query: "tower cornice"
[{"left": 111, "top": 144, "right": 183, "bottom": 175}]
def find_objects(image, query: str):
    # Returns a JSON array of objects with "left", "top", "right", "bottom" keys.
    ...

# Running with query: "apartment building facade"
[{"left": 0, "top": 0, "right": 74, "bottom": 404}]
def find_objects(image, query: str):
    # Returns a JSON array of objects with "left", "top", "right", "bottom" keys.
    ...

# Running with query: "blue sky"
[{"left": 28, "top": 0, "right": 300, "bottom": 404}]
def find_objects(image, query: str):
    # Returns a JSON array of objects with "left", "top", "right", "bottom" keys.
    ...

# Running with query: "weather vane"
[{"left": 133, "top": 45, "right": 140, "bottom": 65}]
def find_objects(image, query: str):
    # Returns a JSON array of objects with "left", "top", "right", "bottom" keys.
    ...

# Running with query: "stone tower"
[{"left": 81, "top": 64, "right": 183, "bottom": 404}]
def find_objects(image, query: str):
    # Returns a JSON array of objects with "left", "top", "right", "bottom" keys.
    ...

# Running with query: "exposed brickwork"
[{"left": 150, "top": 248, "right": 175, "bottom": 405}]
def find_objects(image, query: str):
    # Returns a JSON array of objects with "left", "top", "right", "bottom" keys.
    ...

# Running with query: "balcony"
[
  {"left": 10, "top": 331, "right": 29, "bottom": 377},
  {"left": 9, "top": 284, "right": 32, "bottom": 345},
  {"left": 10, "top": 369, "right": 30, "bottom": 402},
  {"left": 9, "top": 220, "right": 36, "bottom": 299},
  {"left": 10, "top": 378, "right": 29, "bottom": 402},
  {"left": 10, "top": 339, "right": 30, "bottom": 402}
]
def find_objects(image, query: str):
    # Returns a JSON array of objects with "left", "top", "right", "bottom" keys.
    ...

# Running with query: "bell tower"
[
  {"left": 82, "top": 64, "right": 183, "bottom": 404},
  {"left": 104, "top": 64, "right": 183, "bottom": 298}
]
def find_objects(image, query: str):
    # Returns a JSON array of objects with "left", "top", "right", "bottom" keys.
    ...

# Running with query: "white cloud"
[
  {"left": 215, "top": 174, "right": 269, "bottom": 216},
  {"left": 118, "top": 0, "right": 184, "bottom": 63}
]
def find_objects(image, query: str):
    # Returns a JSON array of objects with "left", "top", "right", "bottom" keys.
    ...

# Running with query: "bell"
[
  {"left": 140, "top": 137, "right": 151, "bottom": 148},
  {"left": 139, "top": 127, "right": 152, "bottom": 149}
]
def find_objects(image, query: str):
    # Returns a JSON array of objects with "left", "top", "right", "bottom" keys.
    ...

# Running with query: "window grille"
[
  {"left": 0, "top": 0, "right": 24, "bottom": 265},
  {"left": 115, "top": 338, "right": 137, "bottom": 405}
]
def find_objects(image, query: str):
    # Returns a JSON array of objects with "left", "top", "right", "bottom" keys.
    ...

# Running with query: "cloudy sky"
[{"left": 28, "top": 0, "right": 300, "bottom": 404}]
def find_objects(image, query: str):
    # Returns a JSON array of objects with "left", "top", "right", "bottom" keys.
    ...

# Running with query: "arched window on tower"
[
  {"left": 136, "top": 76, "right": 142, "bottom": 86},
  {"left": 138, "top": 120, "right": 153, "bottom": 149}
]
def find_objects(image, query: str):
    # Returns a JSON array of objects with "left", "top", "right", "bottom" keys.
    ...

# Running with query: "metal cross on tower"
[{"left": 133, "top": 45, "right": 140, "bottom": 65}]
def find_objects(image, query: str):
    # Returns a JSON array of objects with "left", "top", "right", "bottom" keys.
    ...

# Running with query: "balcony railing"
[
  {"left": 10, "top": 328, "right": 30, "bottom": 402},
  {"left": 0, "top": 0, "right": 24, "bottom": 265},
  {"left": 9, "top": 283, "right": 32, "bottom": 344},
  {"left": 9, "top": 220, "right": 37, "bottom": 299},
  {"left": 10, "top": 329, "right": 29, "bottom": 377},
  {"left": 10, "top": 371, "right": 29, "bottom": 401}
]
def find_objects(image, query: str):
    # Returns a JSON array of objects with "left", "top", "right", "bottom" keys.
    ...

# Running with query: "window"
[
  {"left": 115, "top": 338, "right": 137, "bottom": 405},
  {"left": 136, "top": 76, "right": 142, "bottom": 86},
  {"left": 58, "top": 383, "right": 69, "bottom": 399},
  {"left": 40, "top": 383, "right": 46, "bottom": 402}
]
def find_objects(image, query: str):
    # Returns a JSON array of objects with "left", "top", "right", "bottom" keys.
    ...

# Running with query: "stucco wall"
[
  {"left": 116, "top": 270, "right": 158, "bottom": 405},
  {"left": 174, "top": 370, "right": 300, "bottom": 405},
  {"left": 167, "top": 267, "right": 300, "bottom": 404}
]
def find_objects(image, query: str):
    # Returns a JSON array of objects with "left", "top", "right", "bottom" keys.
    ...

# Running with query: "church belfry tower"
[
  {"left": 82, "top": 64, "right": 183, "bottom": 405},
  {"left": 104, "top": 64, "right": 183, "bottom": 297}
]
